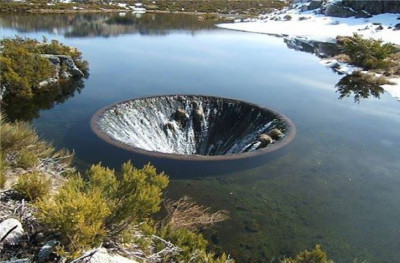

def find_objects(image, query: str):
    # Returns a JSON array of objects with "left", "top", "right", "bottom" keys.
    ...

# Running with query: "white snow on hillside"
[
  {"left": 217, "top": 1, "right": 400, "bottom": 100},
  {"left": 217, "top": 12, "right": 400, "bottom": 45}
]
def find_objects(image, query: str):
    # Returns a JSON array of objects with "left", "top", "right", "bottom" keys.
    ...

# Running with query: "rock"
[
  {"left": 0, "top": 218, "right": 24, "bottom": 245},
  {"left": 308, "top": 0, "right": 322, "bottom": 10},
  {"left": 57, "top": 55, "right": 84, "bottom": 78},
  {"left": 193, "top": 106, "right": 204, "bottom": 121},
  {"left": 76, "top": 248, "right": 138, "bottom": 263},
  {"left": 283, "top": 14, "right": 292, "bottom": 21},
  {"left": 174, "top": 108, "right": 187, "bottom": 126},
  {"left": 176, "top": 108, "right": 186, "bottom": 118},
  {"left": 38, "top": 77, "right": 58, "bottom": 88},
  {"left": 244, "top": 220, "right": 260, "bottom": 233},
  {"left": 37, "top": 240, "right": 58, "bottom": 263},
  {"left": 324, "top": 3, "right": 357, "bottom": 18},
  {"left": 41, "top": 54, "right": 84, "bottom": 81},
  {"left": 1, "top": 259, "right": 31, "bottom": 263},
  {"left": 34, "top": 232, "right": 45, "bottom": 243},
  {"left": 323, "top": 0, "right": 400, "bottom": 17},
  {"left": 257, "top": 134, "right": 273, "bottom": 148},
  {"left": 163, "top": 121, "right": 175, "bottom": 133},
  {"left": 268, "top": 128, "right": 284, "bottom": 140},
  {"left": 42, "top": 54, "right": 61, "bottom": 66},
  {"left": 394, "top": 23, "right": 400, "bottom": 31}
]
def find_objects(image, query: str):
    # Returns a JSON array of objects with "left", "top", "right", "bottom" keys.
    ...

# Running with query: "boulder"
[
  {"left": 1, "top": 259, "right": 31, "bottom": 263},
  {"left": 268, "top": 128, "right": 284, "bottom": 140},
  {"left": 163, "top": 121, "right": 175, "bottom": 133},
  {"left": 308, "top": 0, "right": 322, "bottom": 10},
  {"left": 174, "top": 108, "right": 187, "bottom": 126},
  {"left": 37, "top": 240, "right": 58, "bottom": 263},
  {"left": 257, "top": 134, "right": 273, "bottom": 148},
  {"left": 0, "top": 218, "right": 24, "bottom": 245},
  {"left": 193, "top": 106, "right": 204, "bottom": 122},
  {"left": 41, "top": 54, "right": 84, "bottom": 80},
  {"left": 75, "top": 248, "right": 138, "bottom": 263},
  {"left": 324, "top": 3, "right": 357, "bottom": 18},
  {"left": 323, "top": 0, "right": 400, "bottom": 17},
  {"left": 57, "top": 55, "right": 84, "bottom": 78}
]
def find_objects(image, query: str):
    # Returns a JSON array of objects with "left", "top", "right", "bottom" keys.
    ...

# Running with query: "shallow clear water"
[{"left": 1, "top": 13, "right": 400, "bottom": 262}]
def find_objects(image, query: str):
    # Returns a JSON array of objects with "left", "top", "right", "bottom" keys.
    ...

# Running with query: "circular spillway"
[{"left": 91, "top": 95, "right": 296, "bottom": 161}]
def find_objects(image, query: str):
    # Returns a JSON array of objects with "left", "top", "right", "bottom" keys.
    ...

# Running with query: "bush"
[
  {"left": 15, "top": 150, "right": 39, "bottom": 169},
  {"left": 337, "top": 34, "right": 399, "bottom": 70},
  {"left": 0, "top": 36, "right": 88, "bottom": 99},
  {"left": 1, "top": 120, "right": 54, "bottom": 169},
  {"left": 34, "top": 161, "right": 169, "bottom": 257},
  {"left": 0, "top": 37, "right": 54, "bottom": 99},
  {"left": 281, "top": 245, "right": 334, "bottom": 263},
  {"left": 159, "top": 226, "right": 208, "bottom": 262},
  {"left": 13, "top": 171, "right": 51, "bottom": 201},
  {"left": 0, "top": 114, "right": 71, "bottom": 172},
  {"left": 86, "top": 162, "right": 169, "bottom": 236},
  {"left": 35, "top": 175, "right": 111, "bottom": 257},
  {"left": 0, "top": 157, "right": 6, "bottom": 189}
]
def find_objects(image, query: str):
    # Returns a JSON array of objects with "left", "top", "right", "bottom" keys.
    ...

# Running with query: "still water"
[{"left": 1, "top": 13, "right": 400, "bottom": 262}]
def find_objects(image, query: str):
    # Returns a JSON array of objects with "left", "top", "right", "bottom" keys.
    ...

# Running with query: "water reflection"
[
  {"left": 284, "top": 37, "right": 389, "bottom": 103},
  {"left": 0, "top": 13, "right": 216, "bottom": 38},
  {"left": 335, "top": 72, "right": 385, "bottom": 103},
  {"left": 284, "top": 37, "right": 340, "bottom": 58},
  {"left": 2, "top": 79, "right": 84, "bottom": 121}
]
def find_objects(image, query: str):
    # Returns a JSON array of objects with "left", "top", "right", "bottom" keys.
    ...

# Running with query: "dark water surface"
[{"left": 1, "top": 13, "right": 400, "bottom": 262}]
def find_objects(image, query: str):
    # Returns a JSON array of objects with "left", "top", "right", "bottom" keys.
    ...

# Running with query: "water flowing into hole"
[{"left": 91, "top": 95, "right": 295, "bottom": 160}]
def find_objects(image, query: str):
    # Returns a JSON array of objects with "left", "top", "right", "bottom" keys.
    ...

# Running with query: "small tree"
[{"left": 338, "top": 34, "right": 399, "bottom": 70}]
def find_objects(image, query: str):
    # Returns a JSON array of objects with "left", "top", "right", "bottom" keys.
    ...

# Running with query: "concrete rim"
[{"left": 90, "top": 94, "right": 296, "bottom": 161}]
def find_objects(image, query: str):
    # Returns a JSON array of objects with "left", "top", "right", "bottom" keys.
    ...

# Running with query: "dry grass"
[{"left": 163, "top": 196, "right": 229, "bottom": 231}]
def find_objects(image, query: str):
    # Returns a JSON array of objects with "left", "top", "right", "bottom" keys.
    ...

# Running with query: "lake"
[{"left": 1, "top": 12, "right": 400, "bottom": 263}]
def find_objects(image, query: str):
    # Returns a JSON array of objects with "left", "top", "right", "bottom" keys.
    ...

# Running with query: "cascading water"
[{"left": 91, "top": 95, "right": 295, "bottom": 159}]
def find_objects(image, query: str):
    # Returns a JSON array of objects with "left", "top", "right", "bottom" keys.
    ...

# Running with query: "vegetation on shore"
[
  {"left": 337, "top": 33, "right": 400, "bottom": 74},
  {"left": 0, "top": 113, "right": 234, "bottom": 262},
  {"left": 331, "top": 34, "right": 400, "bottom": 102},
  {"left": 0, "top": 36, "right": 88, "bottom": 100},
  {"left": 0, "top": 0, "right": 287, "bottom": 15}
]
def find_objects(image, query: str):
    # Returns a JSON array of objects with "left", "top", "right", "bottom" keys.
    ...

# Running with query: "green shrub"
[
  {"left": 0, "top": 37, "right": 55, "bottom": 99},
  {"left": 281, "top": 245, "right": 334, "bottom": 263},
  {"left": 0, "top": 141, "right": 7, "bottom": 188},
  {"left": 0, "top": 157, "right": 6, "bottom": 189},
  {"left": 158, "top": 226, "right": 208, "bottom": 261},
  {"left": 34, "top": 161, "right": 168, "bottom": 257},
  {"left": 86, "top": 161, "right": 169, "bottom": 236},
  {"left": 15, "top": 150, "right": 39, "bottom": 169},
  {"left": 0, "top": 115, "right": 71, "bottom": 171},
  {"left": 35, "top": 175, "right": 111, "bottom": 257},
  {"left": 0, "top": 36, "right": 88, "bottom": 100},
  {"left": 338, "top": 34, "right": 399, "bottom": 70},
  {"left": 13, "top": 171, "right": 51, "bottom": 201}
]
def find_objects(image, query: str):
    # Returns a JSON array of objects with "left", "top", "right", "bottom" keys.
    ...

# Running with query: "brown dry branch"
[{"left": 163, "top": 196, "right": 229, "bottom": 231}]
